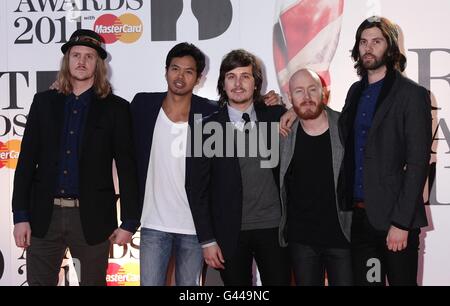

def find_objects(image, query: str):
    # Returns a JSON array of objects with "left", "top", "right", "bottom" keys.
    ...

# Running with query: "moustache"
[
  {"left": 363, "top": 53, "right": 375, "bottom": 59},
  {"left": 300, "top": 101, "right": 316, "bottom": 107}
]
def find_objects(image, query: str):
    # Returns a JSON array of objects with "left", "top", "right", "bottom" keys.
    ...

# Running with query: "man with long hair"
[
  {"left": 12, "top": 29, "right": 140, "bottom": 286},
  {"left": 338, "top": 16, "right": 432, "bottom": 285},
  {"left": 191, "top": 49, "right": 290, "bottom": 285}
]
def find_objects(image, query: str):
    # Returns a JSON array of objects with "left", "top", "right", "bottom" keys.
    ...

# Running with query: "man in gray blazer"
[
  {"left": 338, "top": 16, "right": 432, "bottom": 286},
  {"left": 280, "top": 68, "right": 352, "bottom": 286}
]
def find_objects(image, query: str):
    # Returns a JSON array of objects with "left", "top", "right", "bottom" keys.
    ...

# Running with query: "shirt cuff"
[
  {"left": 13, "top": 210, "right": 30, "bottom": 224},
  {"left": 201, "top": 240, "right": 217, "bottom": 248},
  {"left": 120, "top": 220, "right": 140, "bottom": 234},
  {"left": 391, "top": 222, "right": 410, "bottom": 231}
]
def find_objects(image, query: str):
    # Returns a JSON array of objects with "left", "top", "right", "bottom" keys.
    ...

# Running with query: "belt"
[
  {"left": 54, "top": 197, "right": 79, "bottom": 208},
  {"left": 354, "top": 201, "right": 365, "bottom": 209}
]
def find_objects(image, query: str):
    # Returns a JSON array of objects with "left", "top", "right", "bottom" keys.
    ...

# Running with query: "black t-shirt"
[{"left": 286, "top": 124, "right": 349, "bottom": 248}]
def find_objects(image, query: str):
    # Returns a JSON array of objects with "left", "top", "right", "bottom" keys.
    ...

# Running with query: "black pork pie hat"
[{"left": 61, "top": 29, "right": 107, "bottom": 59}]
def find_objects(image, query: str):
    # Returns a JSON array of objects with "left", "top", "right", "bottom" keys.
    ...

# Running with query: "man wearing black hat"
[{"left": 11, "top": 29, "right": 140, "bottom": 286}]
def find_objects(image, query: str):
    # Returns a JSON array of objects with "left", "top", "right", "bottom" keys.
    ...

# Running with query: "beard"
[
  {"left": 360, "top": 52, "right": 387, "bottom": 71},
  {"left": 293, "top": 101, "right": 325, "bottom": 120}
]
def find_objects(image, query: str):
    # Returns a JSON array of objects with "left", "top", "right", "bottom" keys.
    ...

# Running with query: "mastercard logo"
[
  {"left": 0, "top": 139, "right": 21, "bottom": 170},
  {"left": 106, "top": 262, "right": 140, "bottom": 286},
  {"left": 94, "top": 13, "right": 143, "bottom": 44}
]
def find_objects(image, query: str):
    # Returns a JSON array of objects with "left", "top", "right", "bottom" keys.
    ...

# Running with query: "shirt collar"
[
  {"left": 70, "top": 87, "right": 94, "bottom": 106},
  {"left": 226, "top": 103, "right": 256, "bottom": 124},
  {"left": 226, "top": 103, "right": 257, "bottom": 132}
]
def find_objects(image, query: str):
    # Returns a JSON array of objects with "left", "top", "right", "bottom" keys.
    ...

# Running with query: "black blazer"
[
  {"left": 12, "top": 90, "right": 140, "bottom": 245},
  {"left": 338, "top": 70, "right": 432, "bottom": 231},
  {"left": 129, "top": 92, "right": 218, "bottom": 215},
  {"left": 191, "top": 103, "right": 285, "bottom": 260}
]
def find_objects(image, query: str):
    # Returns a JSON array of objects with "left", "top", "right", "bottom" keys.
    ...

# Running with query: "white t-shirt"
[{"left": 140, "top": 108, "right": 196, "bottom": 234}]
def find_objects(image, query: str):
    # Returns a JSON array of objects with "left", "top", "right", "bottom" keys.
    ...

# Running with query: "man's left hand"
[
  {"left": 386, "top": 225, "right": 409, "bottom": 252},
  {"left": 108, "top": 228, "right": 133, "bottom": 246},
  {"left": 263, "top": 90, "right": 283, "bottom": 106}
]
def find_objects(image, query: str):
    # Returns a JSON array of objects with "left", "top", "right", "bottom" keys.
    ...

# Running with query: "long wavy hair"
[
  {"left": 56, "top": 47, "right": 111, "bottom": 98},
  {"left": 217, "top": 49, "right": 263, "bottom": 107},
  {"left": 351, "top": 16, "right": 406, "bottom": 77}
]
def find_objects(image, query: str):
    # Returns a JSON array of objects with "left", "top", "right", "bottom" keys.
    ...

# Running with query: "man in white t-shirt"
[{"left": 130, "top": 43, "right": 218, "bottom": 285}]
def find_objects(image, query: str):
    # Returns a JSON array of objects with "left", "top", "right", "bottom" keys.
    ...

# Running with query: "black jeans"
[
  {"left": 220, "top": 227, "right": 290, "bottom": 286},
  {"left": 351, "top": 207, "right": 420, "bottom": 286},
  {"left": 289, "top": 242, "right": 352, "bottom": 286},
  {"left": 26, "top": 207, "right": 110, "bottom": 286}
]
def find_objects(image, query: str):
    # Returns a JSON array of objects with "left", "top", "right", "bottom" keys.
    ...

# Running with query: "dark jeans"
[
  {"left": 351, "top": 207, "right": 420, "bottom": 286},
  {"left": 26, "top": 207, "right": 110, "bottom": 286},
  {"left": 289, "top": 242, "right": 352, "bottom": 286},
  {"left": 220, "top": 227, "right": 290, "bottom": 286}
]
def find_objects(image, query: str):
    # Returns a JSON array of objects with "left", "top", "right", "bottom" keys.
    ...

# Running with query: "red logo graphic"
[
  {"left": 106, "top": 262, "right": 140, "bottom": 286},
  {"left": 0, "top": 139, "right": 21, "bottom": 170},
  {"left": 94, "top": 13, "right": 143, "bottom": 44},
  {"left": 273, "top": 0, "right": 344, "bottom": 101}
]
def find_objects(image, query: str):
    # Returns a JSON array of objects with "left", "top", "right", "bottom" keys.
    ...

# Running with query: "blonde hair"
[{"left": 56, "top": 47, "right": 111, "bottom": 98}]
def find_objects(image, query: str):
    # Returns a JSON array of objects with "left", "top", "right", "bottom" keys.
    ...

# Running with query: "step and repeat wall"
[{"left": 0, "top": 0, "right": 449, "bottom": 285}]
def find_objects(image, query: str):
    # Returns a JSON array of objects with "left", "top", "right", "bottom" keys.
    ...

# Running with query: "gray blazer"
[
  {"left": 338, "top": 70, "right": 431, "bottom": 231},
  {"left": 279, "top": 106, "right": 351, "bottom": 247}
]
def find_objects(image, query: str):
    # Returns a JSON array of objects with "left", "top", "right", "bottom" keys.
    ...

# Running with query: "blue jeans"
[{"left": 140, "top": 228, "right": 204, "bottom": 286}]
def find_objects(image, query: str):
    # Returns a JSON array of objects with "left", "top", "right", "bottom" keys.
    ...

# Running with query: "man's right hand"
[
  {"left": 280, "top": 108, "right": 297, "bottom": 137},
  {"left": 13, "top": 222, "right": 31, "bottom": 249},
  {"left": 49, "top": 80, "right": 60, "bottom": 91},
  {"left": 203, "top": 244, "right": 225, "bottom": 270}
]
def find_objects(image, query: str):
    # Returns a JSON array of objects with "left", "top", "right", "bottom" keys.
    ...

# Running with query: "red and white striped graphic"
[{"left": 273, "top": 0, "right": 344, "bottom": 102}]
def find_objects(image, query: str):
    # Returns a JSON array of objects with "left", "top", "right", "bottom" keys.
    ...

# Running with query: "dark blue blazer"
[
  {"left": 130, "top": 92, "right": 218, "bottom": 215},
  {"left": 190, "top": 103, "right": 286, "bottom": 260}
]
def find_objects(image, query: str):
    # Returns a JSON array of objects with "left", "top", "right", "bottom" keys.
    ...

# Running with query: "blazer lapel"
[
  {"left": 327, "top": 108, "right": 344, "bottom": 188},
  {"left": 80, "top": 95, "right": 101, "bottom": 158},
  {"left": 186, "top": 95, "right": 203, "bottom": 190},
  {"left": 145, "top": 93, "right": 165, "bottom": 156},
  {"left": 140, "top": 94, "right": 164, "bottom": 189},
  {"left": 217, "top": 106, "right": 242, "bottom": 179},
  {"left": 341, "top": 82, "right": 363, "bottom": 115},
  {"left": 280, "top": 119, "right": 299, "bottom": 189},
  {"left": 51, "top": 92, "right": 67, "bottom": 149},
  {"left": 254, "top": 103, "right": 274, "bottom": 150},
  {"left": 340, "top": 82, "right": 362, "bottom": 145},
  {"left": 254, "top": 103, "right": 269, "bottom": 123},
  {"left": 188, "top": 95, "right": 201, "bottom": 127},
  {"left": 368, "top": 70, "right": 398, "bottom": 140}
]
